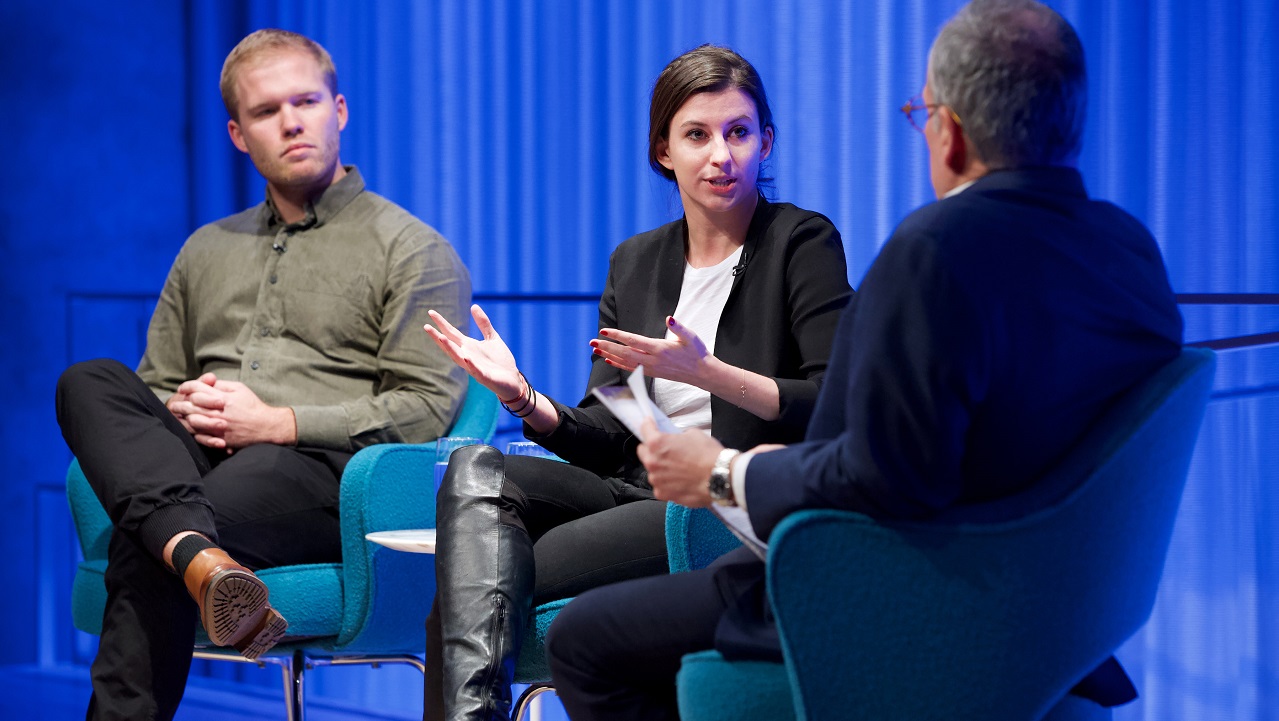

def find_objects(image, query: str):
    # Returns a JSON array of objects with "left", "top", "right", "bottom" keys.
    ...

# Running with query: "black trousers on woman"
[
  {"left": 424, "top": 445, "right": 669, "bottom": 721},
  {"left": 56, "top": 359, "right": 349, "bottom": 721}
]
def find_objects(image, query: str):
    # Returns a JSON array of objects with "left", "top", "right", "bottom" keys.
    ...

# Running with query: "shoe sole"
[
  {"left": 234, "top": 607, "right": 289, "bottom": 661},
  {"left": 200, "top": 569, "right": 288, "bottom": 660}
]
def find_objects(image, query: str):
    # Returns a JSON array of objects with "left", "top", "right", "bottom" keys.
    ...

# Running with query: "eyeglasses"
[{"left": 900, "top": 95, "right": 962, "bottom": 133}]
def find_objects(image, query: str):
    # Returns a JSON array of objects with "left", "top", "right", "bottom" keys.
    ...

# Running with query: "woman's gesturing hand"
[
  {"left": 425, "top": 304, "right": 525, "bottom": 403},
  {"left": 590, "top": 315, "right": 710, "bottom": 386}
]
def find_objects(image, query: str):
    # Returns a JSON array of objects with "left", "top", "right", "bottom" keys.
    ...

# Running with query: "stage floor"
[{"left": 0, "top": 663, "right": 419, "bottom": 721}]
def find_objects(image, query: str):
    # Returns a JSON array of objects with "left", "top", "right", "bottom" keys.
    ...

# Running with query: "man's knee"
[
  {"left": 546, "top": 585, "right": 615, "bottom": 669},
  {"left": 56, "top": 358, "right": 138, "bottom": 420},
  {"left": 58, "top": 358, "right": 134, "bottom": 397}
]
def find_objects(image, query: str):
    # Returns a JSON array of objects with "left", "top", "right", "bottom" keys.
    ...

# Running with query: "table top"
[{"left": 365, "top": 529, "right": 437, "bottom": 554}]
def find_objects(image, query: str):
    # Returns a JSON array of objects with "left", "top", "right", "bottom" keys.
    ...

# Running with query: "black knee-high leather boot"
[{"left": 426, "top": 444, "right": 535, "bottom": 721}]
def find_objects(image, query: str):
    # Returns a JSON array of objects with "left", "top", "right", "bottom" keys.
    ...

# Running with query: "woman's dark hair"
[{"left": 647, "top": 45, "right": 775, "bottom": 182}]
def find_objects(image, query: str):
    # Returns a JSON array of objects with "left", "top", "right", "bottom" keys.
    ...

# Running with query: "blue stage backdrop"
[{"left": 2, "top": 1, "right": 1276, "bottom": 719}]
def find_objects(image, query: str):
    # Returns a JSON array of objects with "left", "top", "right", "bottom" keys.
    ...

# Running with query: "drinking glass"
[
  {"left": 435, "top": 436, "right": 482, "bottom": 494},
  {"left": 505, "top": 441, "right": 567, "bottom": 463}
]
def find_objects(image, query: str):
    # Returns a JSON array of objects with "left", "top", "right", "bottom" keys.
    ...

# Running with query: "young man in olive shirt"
[{"left": 55, "top": 29, "right": 469, "bottom": 721}]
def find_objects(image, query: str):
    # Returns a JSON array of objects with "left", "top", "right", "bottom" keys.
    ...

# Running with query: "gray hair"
[{"left": 927, "top": 0, "right": 1086, "bottom": 168}]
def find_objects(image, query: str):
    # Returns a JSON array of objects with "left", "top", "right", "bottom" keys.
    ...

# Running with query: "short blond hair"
[{"left": 220, "top": 29, "right": 338, "bottom": 120}]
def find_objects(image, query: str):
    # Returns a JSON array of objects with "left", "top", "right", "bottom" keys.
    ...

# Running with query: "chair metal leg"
[
  {"left": 282, "top": 648, "right": 304, "bottom": 721},
  {"left": 191, "top": 648, "right": 427, "bottom": 719},
  {"left": 512, "top": 683, "right": 556, "bottom": 721}
]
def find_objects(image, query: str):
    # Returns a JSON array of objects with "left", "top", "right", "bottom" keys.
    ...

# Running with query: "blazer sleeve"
[
  {"left": 770, "top": 214, "right": 853, "bottom": 435},
  {"left": 524, "top": 251, "right": 640, "bottom": 477}
]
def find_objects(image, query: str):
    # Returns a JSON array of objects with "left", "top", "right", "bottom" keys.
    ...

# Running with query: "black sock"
[{"left": 171, "top": 534, "right": 216, "bottom": 578}]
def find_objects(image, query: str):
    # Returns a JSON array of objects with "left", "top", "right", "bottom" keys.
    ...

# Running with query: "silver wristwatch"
[{"left": 708, "top": 448, "right": 742, "bottom": 506}]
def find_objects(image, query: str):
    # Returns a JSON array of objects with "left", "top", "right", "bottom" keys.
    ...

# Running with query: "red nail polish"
[
  {"left": 600, "top": 330, "right": 609, "bottom": 336},
  {"left": 667, "top": 317, "right": 675, "bottom": 326}
]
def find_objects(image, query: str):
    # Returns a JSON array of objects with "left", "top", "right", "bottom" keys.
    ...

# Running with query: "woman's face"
[{"left": 657, "top": 88, "right": 773, "bottom": 219}]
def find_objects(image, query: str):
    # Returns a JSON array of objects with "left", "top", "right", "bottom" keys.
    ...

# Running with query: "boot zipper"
[{"left": 478, "top": 596, "right": 508, "bottom": 714}]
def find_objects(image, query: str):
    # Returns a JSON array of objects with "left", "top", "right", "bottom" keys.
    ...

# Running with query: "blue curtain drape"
[{"left": 30, "top": 0, "right": 1278, "bottom": 718}]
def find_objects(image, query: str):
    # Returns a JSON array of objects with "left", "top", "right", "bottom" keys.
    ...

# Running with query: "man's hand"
[
  {"left": 207, "top": 380, "right": 297, "bottom": 449},
  {"left": 637, "top": 417, "right": 724, "bottom": 507},
  {"left": 166, "top": 373, "right": 228, "bottom": 444},
  {"left": 165, "top": 374, "right": 296, "bottom": 450}
]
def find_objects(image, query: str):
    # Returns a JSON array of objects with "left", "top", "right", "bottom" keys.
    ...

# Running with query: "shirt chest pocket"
[{"left": 282, "top": 274, "right": 379, "bottom": 355}]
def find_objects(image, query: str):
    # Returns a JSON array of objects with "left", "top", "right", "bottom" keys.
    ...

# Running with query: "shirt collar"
[
  {"left": 942, "top": 179, "right": 977, "bottom": 199},
  {"left": 262, "top": 165, "right": 365, "bottom": 230}
]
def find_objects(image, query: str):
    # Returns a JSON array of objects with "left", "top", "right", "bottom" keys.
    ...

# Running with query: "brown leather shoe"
[{"left": 182, "top": 548, "right": 288, "bottom": 660}]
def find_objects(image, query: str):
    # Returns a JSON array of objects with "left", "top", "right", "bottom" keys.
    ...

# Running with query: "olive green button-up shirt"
[{"left": 136, "top": 167, "right": 470, "bottom": 451}]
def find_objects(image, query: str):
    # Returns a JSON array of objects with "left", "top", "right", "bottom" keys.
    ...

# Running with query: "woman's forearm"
[{"left": 699, "top": 355, "right": 780, "bottom": 421}]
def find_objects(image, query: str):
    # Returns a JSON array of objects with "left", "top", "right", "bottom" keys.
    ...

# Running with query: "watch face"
[
  {"left": 709, "top": 475, "right": 726, "bottom": 498},
  {"left": 709, "top": 449, "right": 739, "bottom": 504},
  {"left": 709, "top": 468, "right": 731, "bottom": 500}
]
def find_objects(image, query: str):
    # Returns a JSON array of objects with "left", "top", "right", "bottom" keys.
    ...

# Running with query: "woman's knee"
[{"left": 436, "top": 445, "right": 531, "bottom": 525}]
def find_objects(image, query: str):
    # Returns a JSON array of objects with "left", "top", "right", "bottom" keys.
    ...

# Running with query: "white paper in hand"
[
  {"left": 592, "top": 366, "right": 770, "bottom": 560},
  {"left": 590, "top": 365, "right": 680, "bottom": 441}
]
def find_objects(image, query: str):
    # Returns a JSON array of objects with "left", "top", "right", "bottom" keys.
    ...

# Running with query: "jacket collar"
[{"left": 965, "top": 166, "right": 1088, "bottom": 199}]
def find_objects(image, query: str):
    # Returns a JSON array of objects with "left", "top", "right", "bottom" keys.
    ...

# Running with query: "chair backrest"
[
  {"left": 447, "top": 376, "right": 500, "bottom": 443},
  {"left": 766, "top": 348, "right": 1215, "bottom": 721},
  {"left": 67, "top": 458, "right": 110, "bottom": 562}
]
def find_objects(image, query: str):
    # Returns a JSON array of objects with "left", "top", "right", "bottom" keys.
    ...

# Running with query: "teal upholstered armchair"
[
  {"left": 66, "top": 376, "right": 499, "bottom": 721},
  {"left": 676, "top": 347, "right": 1216, "bottom": 721}
]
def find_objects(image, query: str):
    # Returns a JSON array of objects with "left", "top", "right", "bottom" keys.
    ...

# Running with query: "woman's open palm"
[{"left": 425, "top": 304, "right": 524, "bottom": 401}]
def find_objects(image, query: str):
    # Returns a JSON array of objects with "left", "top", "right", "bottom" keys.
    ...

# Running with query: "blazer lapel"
[{"left": 641, "top": 218, "right": 689, "bottom": 397}]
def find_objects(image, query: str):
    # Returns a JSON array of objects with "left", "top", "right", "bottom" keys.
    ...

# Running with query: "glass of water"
[
  {"left": 435, "top": 436, "right": 482, "bottom": 494},
  {"left": 505, "top": 441, "right": 563, "bottom": 462}
]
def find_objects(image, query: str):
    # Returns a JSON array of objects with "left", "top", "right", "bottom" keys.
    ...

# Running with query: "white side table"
[{"left": 365, "top": 529, "right": 437, "bottom": 554}]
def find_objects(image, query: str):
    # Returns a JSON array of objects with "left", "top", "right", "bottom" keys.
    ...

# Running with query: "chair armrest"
[{"left": 665, "top": 503, "right": 742, "bottom": 573}]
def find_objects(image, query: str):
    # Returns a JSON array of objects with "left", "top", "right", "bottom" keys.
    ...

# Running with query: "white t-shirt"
[{"left": 653, "top": 246, "right": 743, "bottom": 431}]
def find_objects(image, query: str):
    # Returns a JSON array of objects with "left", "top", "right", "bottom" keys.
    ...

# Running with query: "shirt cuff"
[
  {"left": 290, "top": 405, "right": 351, "bottom": 450},
  {"left": 730, "top": 450, "right": 755, "bottom": 514}
]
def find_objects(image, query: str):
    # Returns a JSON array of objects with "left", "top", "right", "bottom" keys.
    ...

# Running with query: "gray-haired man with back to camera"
[{"left": 55, "top": 28, "right": 469, "bottom": 721}]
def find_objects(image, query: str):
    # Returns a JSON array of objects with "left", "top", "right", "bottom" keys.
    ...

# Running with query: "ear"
[
  {"left": 227, "top": 118, "right": 249, "bottom": 154},
  {"left": 335, "top": 93, "right": 349, "bottom": 132},
  {"left": 656, "top": 138, "right": 674, "bottom": 171},
  {"left": 759, "top": 126, "right": 774, "bottom": 162},
  {"left": 940, "top": 112, "right": 967, "bottom": 174}
]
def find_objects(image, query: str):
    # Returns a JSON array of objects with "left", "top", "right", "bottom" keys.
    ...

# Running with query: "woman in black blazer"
[{"left": 422, "top": 45, "right": 853, "bottom": 721}]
